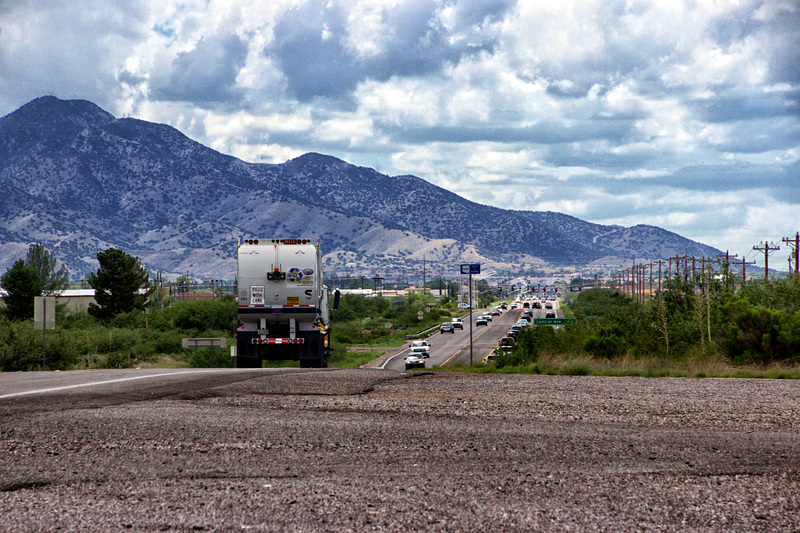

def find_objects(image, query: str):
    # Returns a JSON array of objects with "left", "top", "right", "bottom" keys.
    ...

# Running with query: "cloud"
[
  {"left": 0, "top": 0, "right": 798, "bottom": 264},
  {"left": 152, "top": 33, "right": 248, "bottom": 103},
  {"left": 266, "top": 0, "right": 502, "bottom": 102}
]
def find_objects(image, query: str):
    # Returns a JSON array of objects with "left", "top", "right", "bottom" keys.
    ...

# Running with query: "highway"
[{"left": 383, "top": 297, "right": 563, "bottom": 370}]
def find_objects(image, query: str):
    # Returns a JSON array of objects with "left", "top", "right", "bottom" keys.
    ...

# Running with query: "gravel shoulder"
[{"left": 1, "top": 370, "right": 798, "bottom": 532}]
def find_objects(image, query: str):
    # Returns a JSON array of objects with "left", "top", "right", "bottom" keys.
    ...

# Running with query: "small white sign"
[
  {"left": 250, "top": 285, "right": 265, "bottom": 305},
  {"left": 34, "top": 296, "right": 56, "bottom": 330}
]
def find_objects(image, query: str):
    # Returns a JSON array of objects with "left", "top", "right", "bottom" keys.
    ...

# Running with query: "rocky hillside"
[{"left": 0, "top": 96, "right": 720, "bottom": 280}]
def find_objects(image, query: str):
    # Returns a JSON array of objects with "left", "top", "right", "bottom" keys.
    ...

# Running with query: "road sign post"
[
  {"left": 182, "top": 338, "right": 227, "bottom": 367},
  {"left": 460, "top": 264, "right": 480, "bottom": 365},
  {"left": 34, "top": 296, "right": 56, "bottom": 371}
]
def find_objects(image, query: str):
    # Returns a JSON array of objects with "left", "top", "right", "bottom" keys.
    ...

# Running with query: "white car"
[
  {"left": 410, "top": 340, "right": 431, "bottom": 358},
  {"left": 451, "top": 318, "right": 464, "bottom": 329},
  {"left": 405, "top": 354, "right": 425, "bottom": 370}
]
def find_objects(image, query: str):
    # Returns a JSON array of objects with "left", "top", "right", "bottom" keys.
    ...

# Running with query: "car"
[
  {"left": 507, "top": 329, "right": 520, "bottom": 339},
  {"left": 532, "top": 302, "right": 542, "bottom": 309},
  {"left": 490, "top": 309, "right": 501, "bottom": 316},
  {"left": 499, "top": 336, "right": 516, "bottom": 347},
  {"left": 545, "top": 302, "right": 553, "bottom": 309},
  {"left": 405, "top": 353, "right": 425, "bottom": 370},
  {"left": 510, "top": 304, "right": 518, "bottom": 309},
  {"left": 496, "top": 345, "right": 514, "bottom": 355},
  {"left": 545, "top": 312, "right": 556, "bottom": 318},
  {"left": 476, "top": 316, "right": 488, "bottom": 326},
  {"left": 481, "top": 313, "right": 492, "bottom": 322},
  {"left": 410, "top": 340, "right": 431, "bottom": 358},
  {"left": 457, "top": 303, "right": 471, "bottom": 309},
  {"left": 500, "top": 303, "right": 508, "bottom": 310},
  {"left": 484, "top": 352, "right": 499, "bottom": 364},
  {"left": 451, "top": 318, "right": 464, "bottom": 329},
  {"left": 440, "top": 321, "right": 455, "bottom": 334},
  {"left": 523, "top": 302, "right": 530, "bottom": 308}
]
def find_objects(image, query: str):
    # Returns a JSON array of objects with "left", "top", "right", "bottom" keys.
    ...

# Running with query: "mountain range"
[{"left": 0, "top": 96, "right": 720, "bottom": 282}]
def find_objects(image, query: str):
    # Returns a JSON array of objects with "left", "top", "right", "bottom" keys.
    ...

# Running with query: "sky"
[{"left": 1, "top": 0, "right": 799, "bottom": 272}]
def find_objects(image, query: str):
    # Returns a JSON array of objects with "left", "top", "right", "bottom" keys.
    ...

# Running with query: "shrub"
[{"left": 583, "top": 325, "right": 627, "bottom": 358}]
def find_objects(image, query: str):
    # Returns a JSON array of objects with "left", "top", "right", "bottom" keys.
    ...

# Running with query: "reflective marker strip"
[{"left": 251, "top": 338, "right": 305, "bottom": 345}]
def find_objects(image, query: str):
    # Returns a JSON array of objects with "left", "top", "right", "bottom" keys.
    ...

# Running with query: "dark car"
[
  {"left": 440, "top": 321, "right": 455, "bottom": 334},
  {"left": 545, "top": 312, "right": 556, "bottom": 318}
]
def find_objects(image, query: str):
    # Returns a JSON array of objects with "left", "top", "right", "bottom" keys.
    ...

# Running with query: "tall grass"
[{"left": 443, "top": 350, "right": 800, "bottom": 379}]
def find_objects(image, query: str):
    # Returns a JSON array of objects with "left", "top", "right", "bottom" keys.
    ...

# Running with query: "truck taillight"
[{"left": 244, "top": 239, "right": 259, "bottom": 245}]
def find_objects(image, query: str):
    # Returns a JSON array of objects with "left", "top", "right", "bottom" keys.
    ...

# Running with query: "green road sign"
[{"left": 533, "top": 318, "right": 577, "bottom": 325}]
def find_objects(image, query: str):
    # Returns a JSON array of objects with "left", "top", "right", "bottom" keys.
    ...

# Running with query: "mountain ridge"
[{"left": 0, "top": 96, "right": 721, "bottom": 280}]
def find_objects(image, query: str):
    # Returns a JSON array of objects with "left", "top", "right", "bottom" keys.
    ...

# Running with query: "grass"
[
  {"left": 436, "top": 351, "right": 800, "bottom": 379},
  {"left": 331, "top": 349, "right": 386, "bottom": 368}
]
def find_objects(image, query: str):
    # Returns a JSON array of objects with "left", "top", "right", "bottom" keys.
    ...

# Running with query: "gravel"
[{"left": 1, "top": 370, "right": 798, "bottom": 532}]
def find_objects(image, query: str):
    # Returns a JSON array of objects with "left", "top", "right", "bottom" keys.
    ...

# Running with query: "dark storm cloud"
[
  {"left": 765, "top": 14, "right": 800, "bottom": 85},
  {"left": 267, "top": 0, "right": 501, "bottom": 102},
  {"left": 155, "top": 34, "right": 248, "bottom": 103},
  {"left": 547, "top": 162, "right": 799, "bottom": 205},
  {"left": 713, "top": 118, "right": 800, "bottom": 154},
  {"left": 450, "top": 0, "right": 516, "bottom": 26},
  {"left": 385, "top": 117, "right": 634, "bottom": 145},
  {"left": 690, "top": 91, "right": 799, "bottom": 123}
]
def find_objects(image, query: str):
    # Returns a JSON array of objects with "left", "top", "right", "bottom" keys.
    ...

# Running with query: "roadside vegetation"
[
  {"left": 2, "top": 242, "right": 798, "bottom": 377},
  {"left": 479, "top": 273, "right": 800, "bottom": 378}
]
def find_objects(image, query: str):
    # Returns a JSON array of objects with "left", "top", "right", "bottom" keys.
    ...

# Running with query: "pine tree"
[
  {"left": 1, "top": 260, "right": 43, "bottom": 320},
  {"left": 87, "top": 248, "right": 152, "bottom": 320},
  {"left": 25, "top": 243, "right": 69, "bottom": 295}
]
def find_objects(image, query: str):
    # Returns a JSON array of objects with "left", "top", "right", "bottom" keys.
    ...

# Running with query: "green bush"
[
  {"left": 722, "top": 298, "right": 800, "bottom": 363},
  {"left": 583, "top": 325, "right": 627, "bottom": 358}
]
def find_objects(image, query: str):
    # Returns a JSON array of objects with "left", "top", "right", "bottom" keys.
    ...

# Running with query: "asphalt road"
[
  {"left": 383, "top": 306, "right": 547, "bottom": 370},
  {"left": 1, "top": 368, "right": 798, "bottom": 532}
]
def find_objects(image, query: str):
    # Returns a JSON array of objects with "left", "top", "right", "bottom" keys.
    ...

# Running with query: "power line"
[{"left": 752, "top": 241, "right": 781, "bottom": 281}]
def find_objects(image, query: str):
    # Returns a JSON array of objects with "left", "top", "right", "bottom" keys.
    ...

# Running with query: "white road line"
[
  {"left": 0, "top": 370, "right": 221, "bottom": 399},
  {"left": 380, "top": 347, "right": 411, "bottom": 369}
]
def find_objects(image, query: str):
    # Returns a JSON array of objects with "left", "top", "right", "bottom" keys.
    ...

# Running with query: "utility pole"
[
  {"left": 753, "top": 241, "right": 781, "bottom": 281},
  {"left": 655, "top": 259, "right": 667, "bottom": 294},
  {"left": 422, "top": 254, "right": 426, "bottom": 295},
  {"left": 731, "top": 256, "right": 757, "bottom": 287},
  {"left": 782, "top": 232, "right": 799, "bottom": 279},
  {"left": 716, "top": 251, "right": 738, "bottom": 291}
]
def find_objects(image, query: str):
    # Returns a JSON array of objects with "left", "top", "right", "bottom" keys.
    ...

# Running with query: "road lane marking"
[
  {"left": 441, "top": 310, "right": 523, "bottom": 366},
  {"left": 380, "top": 347, "right": 411, "bottom": 369},
  {"left": 0, "top": 370, "right": 224, "bottom": 399},
  {"left": 441, "top": 323, "right": 495, "bottom": 366}
]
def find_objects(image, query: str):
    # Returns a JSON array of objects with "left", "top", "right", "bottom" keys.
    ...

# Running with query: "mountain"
[{"left": 0, "top": 96, "right": 720, "bottom": 281}]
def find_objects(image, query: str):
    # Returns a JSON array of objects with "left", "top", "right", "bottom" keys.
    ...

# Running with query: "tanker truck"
[{"left": 235, "top": 238, "right": 330, "bottom": 368}]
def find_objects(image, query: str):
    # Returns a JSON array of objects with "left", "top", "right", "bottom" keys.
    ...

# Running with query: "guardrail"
[{"left": 402, "top": 324, "right": 443, "bottom": 340}]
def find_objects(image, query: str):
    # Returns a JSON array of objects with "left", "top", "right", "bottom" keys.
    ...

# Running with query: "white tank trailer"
[{"left": 236, "top": 238, "right": 331, "bottom": 368}]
